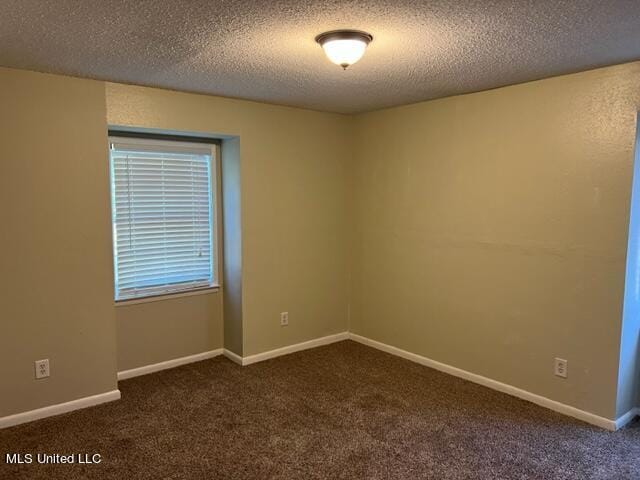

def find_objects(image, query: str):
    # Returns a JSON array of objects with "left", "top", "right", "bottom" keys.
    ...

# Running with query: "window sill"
[{"left": 114, "top": 285, "right": 221, "bottom": 307}]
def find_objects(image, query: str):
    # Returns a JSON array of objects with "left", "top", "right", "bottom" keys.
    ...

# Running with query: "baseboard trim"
[
  {"left": 0, "top": 390, "right": 121, "bottom": 429},
  {"left": 237, "top": 332, "right": 349, "bottom": 366},
  {"left": 7, "top": 334, "right": 630, "bottom": 432},
  {"left": 348, "top": 333, "right": 620, "bottom": 431},
  {"left": 615, "top": 407, "right": 640, "bottom": 430},
  {"left": 117, "top": 349, "right": 224, "bottom": 381},
  {"left": 223, "top": 349, "right": 243, "bottom": 365},
  {"left": 117, "top": 333, "right": 350, "bottom": 375}
]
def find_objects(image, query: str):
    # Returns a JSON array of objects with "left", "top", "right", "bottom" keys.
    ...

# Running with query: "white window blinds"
[{"left": 109, "top": 137, "right": 216, "bottom": 301}]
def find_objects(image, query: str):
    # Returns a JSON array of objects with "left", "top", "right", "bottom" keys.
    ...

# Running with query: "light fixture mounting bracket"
[{"left": 314, "top": 30, "right": 373, "bottom": 45}]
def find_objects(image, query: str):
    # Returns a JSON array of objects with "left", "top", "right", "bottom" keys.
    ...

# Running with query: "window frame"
[{"left": 108, "top": 135, "right": 222, "bottom": 304}]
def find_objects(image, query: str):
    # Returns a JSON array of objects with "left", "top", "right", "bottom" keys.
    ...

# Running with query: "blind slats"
[{"left": 110, "top": 138, "right": 215, "bottom": 301}]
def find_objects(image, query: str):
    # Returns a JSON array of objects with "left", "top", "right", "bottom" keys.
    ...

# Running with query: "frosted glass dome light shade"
[{"left": 315, "top": 30, "right": 373, "bottom": 70}]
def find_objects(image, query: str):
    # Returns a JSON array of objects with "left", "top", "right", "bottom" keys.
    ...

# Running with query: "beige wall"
[
  {"left": 106, "top": 82, "right": 352, "bottom": 359},
  {"left": 0, "top": 68, "right": 117, "bottom": 416},
  {"left": 351, "top": 62, "right": 640, "bottom": 419},
  {"left": 116, "top": 293, "right": 223, "bottom": 371},
  {"left": 0, "top": 67, "right": 352, "bottom": 417},
  {"left": 3, "top": 62, "right": 639, "bottom": 422}
]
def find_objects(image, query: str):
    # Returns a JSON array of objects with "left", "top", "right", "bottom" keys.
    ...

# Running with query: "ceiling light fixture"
[{"left": 315, "top": 30, "right": 373, "bottom": 70}]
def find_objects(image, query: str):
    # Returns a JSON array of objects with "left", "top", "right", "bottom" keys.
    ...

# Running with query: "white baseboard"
[
  {"left": 0, "top": 390, "right": 121, "bottom": 429},
  {"left": 615, "top": 407, "right": 640, "bottom": 430},
  {"left": 6, "top": 333, "right": 633, "bottom": 432},
  {"left": 348, "top": 333, "right": 623, "bottom": 431},
  {"left": 236, "top": 332, "right": 349, "bottom": 366},
  {"left": 223, "top": 349, "right": 243, "bottom": 365},
  {"left": 117, "top": 349, "right": 223, "bottom": 380},
  {"left": 117, "top": 333, "right": 349, "bottom": 375}
]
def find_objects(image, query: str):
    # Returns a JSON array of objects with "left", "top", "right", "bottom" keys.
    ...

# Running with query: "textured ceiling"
[{"left": 1, "top": 0, "right": 640, "bottom": 114}]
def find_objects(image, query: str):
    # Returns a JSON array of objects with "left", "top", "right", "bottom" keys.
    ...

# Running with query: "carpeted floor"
[{"left": 1, "top": 340, "right": 639, "bottom": 479}]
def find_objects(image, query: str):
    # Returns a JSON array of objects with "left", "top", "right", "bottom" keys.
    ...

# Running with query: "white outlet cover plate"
[
  {"left": 554, "top": 358, "right": 567, "bottom": 378},
  {"left": 35, "top": 359, "right": 50, "bottom": 379}
]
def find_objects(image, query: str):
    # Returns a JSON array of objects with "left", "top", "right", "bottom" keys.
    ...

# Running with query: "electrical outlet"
[
  {"left": 554, "top": 358, "right": 567, "bottom": 378},
  {"left": 35, "top": 359, "right": 50, "bottom": 379},
  {"left": 280, "top": 312, "right": 289, "bottom": 326}
]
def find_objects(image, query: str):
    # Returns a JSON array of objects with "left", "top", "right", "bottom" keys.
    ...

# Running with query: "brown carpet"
[{"left": 1, "top": 340, "right": 639, "bottom": 479}]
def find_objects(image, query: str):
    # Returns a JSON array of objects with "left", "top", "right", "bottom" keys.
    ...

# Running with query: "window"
[{"left": 108, "top": 135, "right": 218, "bottom": 301}]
